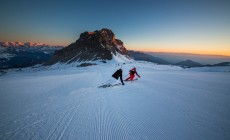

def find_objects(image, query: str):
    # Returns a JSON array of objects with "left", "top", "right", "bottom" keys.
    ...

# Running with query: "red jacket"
[{"left": 129, "top": 68, "right": 140, "bottom": 77}]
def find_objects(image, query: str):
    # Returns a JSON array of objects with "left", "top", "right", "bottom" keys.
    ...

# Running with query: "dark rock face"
[{"left": 46, "top": 28, "right": 129, "bottom": 65}]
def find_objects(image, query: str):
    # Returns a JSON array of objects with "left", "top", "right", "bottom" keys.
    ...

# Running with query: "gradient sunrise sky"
[{"left": 1, "top": 0, "right": 230, "bottom": 56}]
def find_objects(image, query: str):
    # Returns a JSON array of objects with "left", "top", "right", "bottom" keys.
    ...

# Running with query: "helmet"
[{"left": 133, "top": 67, "right": 136, "bottom": 70}]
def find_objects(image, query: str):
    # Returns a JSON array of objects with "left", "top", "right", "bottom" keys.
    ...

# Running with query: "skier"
[
  {"left": 112, "top": 68, "right": 125, "bottom": 85},
  {"left": 98, "top": 64, "right": 124, "bottom": 88},
  {"left": 125, "top": 67, "right": 140, "bottom": 81}
]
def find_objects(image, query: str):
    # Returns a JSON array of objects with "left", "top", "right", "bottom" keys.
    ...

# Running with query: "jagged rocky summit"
[{"left": 46, "top": 28, "right": 129, "bottom": 65}]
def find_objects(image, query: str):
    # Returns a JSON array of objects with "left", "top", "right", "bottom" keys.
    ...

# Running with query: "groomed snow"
[{"left": 0, "top": 61, "right": 230, "bottom": 140}]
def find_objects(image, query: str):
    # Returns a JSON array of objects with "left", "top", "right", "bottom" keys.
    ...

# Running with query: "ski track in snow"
[{"left": 0, "top": 62, "right": 230, "bottom": 140}]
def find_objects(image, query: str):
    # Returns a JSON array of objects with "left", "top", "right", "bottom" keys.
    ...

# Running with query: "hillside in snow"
[{"left": 0, "top": 59, "right": 230, "bottom": 140}]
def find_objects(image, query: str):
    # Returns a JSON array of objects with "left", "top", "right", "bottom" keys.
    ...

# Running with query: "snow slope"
[{"left": 0, "top": 61, "right": 230, "bottom": 140}]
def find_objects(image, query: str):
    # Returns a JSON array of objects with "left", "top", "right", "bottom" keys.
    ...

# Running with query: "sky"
[{"left": 1, "top": 0, "right": 230, "bottom": 56}]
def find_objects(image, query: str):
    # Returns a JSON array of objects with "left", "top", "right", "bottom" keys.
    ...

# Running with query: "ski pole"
[
  {"left": 123, "top": 73, "right": 129, "bottom": 79},
  {"left": 101, "top": 79, "right": 112, "bottom": 85}
]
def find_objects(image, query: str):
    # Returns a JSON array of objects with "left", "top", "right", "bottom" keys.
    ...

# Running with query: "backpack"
[
  {"left": 112, "top": 69, "right": 122, "bottom": 80},
  {"left": 129, "top": 70, "right": 135, "bottom": 75}
]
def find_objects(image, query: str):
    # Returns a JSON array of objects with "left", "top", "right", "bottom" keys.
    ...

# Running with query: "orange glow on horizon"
[{"left": 126, "top": 45, "right": 230, "bottom": 57}]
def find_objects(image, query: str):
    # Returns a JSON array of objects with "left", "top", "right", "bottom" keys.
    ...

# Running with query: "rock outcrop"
[{"left": 46, "top": 28, "right": 129, "bottom": 65}]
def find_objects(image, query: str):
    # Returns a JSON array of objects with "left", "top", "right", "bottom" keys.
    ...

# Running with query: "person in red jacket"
[{"left": 125, "top": 67, "right": 140, "bottom": 81}]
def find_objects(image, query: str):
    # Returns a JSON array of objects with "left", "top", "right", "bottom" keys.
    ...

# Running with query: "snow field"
[{"left": 0, "top": 61, "right": 230, "bottom": 140}]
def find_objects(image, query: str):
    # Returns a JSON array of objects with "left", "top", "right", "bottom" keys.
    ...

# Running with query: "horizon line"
[{"left": 129, "top": 49, "right": 230, "bottom": 57}]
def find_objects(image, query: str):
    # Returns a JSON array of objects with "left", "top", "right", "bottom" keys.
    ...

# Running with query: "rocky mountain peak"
[{"left": 46, "top": 28, "right": 129, "bottom": 65}]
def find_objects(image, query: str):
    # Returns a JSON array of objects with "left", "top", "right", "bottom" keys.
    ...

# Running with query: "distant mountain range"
[
  {"left": 129, "top": 51, "right": 230, "bottom": 68},
  {"left": 175, "top": 60, "right": 203, "bottom": 68},
  {"left": 146, "top": 52, "right": 230, "bottom": 65},
  {"left": 128, "top": 51, "right": 170, "bottom": 64},
  {"left": 0, "top": 41, "right": 63, "bottom": 48},
  {"left": 0, "top": 43, "right": 63, "bottom": 69},
  {"left": 211, "top": 62, "right": 230, "bottom": 66}
]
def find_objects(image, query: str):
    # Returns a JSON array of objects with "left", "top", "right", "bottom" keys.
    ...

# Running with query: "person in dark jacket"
[
  {"left": 125, "top": 67, "right": 140, "bottom": 81},
  {"left": 112, "top": 69, "right": 125, "bottom": 85}
]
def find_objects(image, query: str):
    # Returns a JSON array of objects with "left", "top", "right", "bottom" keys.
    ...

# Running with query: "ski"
[
  {"left": 124, "top": 78, "right": 138, "bottom": 82},
  {"left": 98, "top": 83, "right": 122, "bottom": 88}
]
